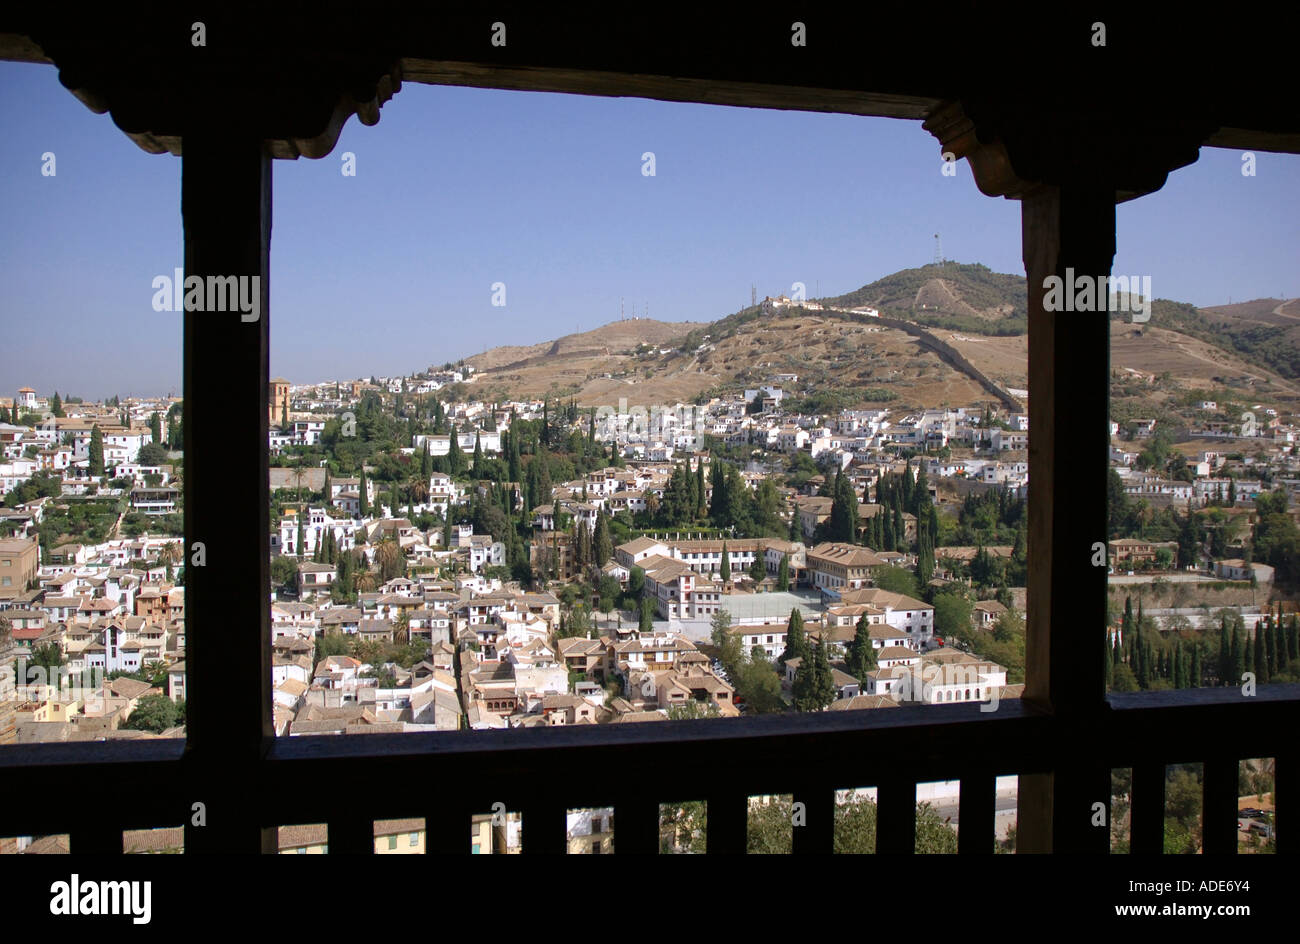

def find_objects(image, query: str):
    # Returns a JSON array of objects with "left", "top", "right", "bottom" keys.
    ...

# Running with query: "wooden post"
[
  {"left": 181, "top": 131, "right": 277, "bottom": 854},
  {"left": 1017, "top": 181, "right": 1115, "bottom": 853}
]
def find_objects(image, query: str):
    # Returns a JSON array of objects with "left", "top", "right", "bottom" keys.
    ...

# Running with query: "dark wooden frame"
[{"left": 1, "top": 6, "right": 1297, "bottom": 854}]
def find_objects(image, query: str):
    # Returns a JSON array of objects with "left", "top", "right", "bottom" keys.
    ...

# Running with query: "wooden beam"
[
  {"left": 180, "top": 130, "right": 276, "bottom": 855},
  {"left": 1018, "top": 179, "right": 1115, "bottom": 853}
]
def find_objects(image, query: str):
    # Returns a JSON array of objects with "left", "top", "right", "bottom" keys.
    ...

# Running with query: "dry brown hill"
[{"left": 451, "top": 264, "right": 1299, "bottom": 413}]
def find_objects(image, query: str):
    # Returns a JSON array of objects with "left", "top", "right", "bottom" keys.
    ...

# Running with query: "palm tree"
[
  {"left": 355, "top": 570, "right": 379, "bottom": 594},
  {"left": 144, "top": 660, "right": 169, "bottom": 688},
  {"left": 376, "top": 539, "right": 403, "bottom": 583},
  {"left": 158, "top": 541, "right": 181, "bottom": 568}
]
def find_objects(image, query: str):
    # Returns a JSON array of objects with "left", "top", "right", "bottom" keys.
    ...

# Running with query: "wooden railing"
[{"left": 3, "top": 684, "right": 1293, "bottom": 853}]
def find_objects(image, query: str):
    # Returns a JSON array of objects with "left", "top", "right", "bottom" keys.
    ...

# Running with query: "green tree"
[
  {"left": 593, "top": 511, "right": 612, "bottom": 567},
  {"left": 747, "top": 797, "right": 794, "bottom": 854},
  {"left": 711, "top": 608, "right": 741, "bottom": 672},
  {"left": 639, "top": 597, "right": 655, "bottom": 632},
  {"left": 719, "top": 541, "right": 731, "bottom": 582},
  {"left": 150, "top": 411, "right": 162, "bottom": 444},
  {"left": 779, "top": 607, "right": 807, "bottom": 666},
  {"left": 88, "top": 424, "right": 104, "bottom": 476},
  {"left": 845, "top": 613, "right": 878, "bottom": 682},
  {"left": 872, "top": 564, "right": 919, "bottom": 599},
  {"left": 777, "top": 553, "right": 791, "bottom": 591},
  {"left": 121, "top": 694, "right": 185, "bottom": 733},
  {"left": 29, "top": 641, "right": 65, "bottom": 673},
  {"left": 792, "top": 637, "right": 835, "bottom": 711},
  {"left": 733, "top": 658, "right": 783, "bottom": 713},
  {"left": 447, "top": 429, "right": 464, "bottom": 475},
  {"left": 933, "top": 592, "right": 974, "bottom": 648}
]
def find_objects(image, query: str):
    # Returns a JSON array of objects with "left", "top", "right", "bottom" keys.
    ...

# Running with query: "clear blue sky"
[{"left": 2, "top": 60, "right": 1297, "bottom": 400}]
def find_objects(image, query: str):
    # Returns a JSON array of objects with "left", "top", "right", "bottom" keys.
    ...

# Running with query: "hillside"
[
  {"left": 825, "top": 261, "right": 1028, "bottom": 333},
  {"left": 463, "top": 319, "right": 706, "bottom": 372},
  {"left": 453, "top": 263, "right": 1299, "bottom": 413}
]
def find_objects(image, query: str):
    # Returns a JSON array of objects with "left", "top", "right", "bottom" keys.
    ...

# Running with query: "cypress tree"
[
  {"left": 473, "top": 430, "right": 483, "bottom": 470},
  {"left": 780, "top": 608, "right": 807, "bottom": 665},
  {"left": 719, "top": 541, "right": 730, "bottom": 582},
  {"left": 1104, "top": 631, "right": 1114, "bottom": 690},
  {"left": 593, "top": 511, "right": 612, "bottom": 567},
  {"left": 1134, "top": 605, "right": 1147, "bottom": 688},
  {"left": 912, "top": 462, "right": 930, "bottom": 516},
  {"left": 1266, "top": 620, "right": 1278, "bottom": 677},
  {"left": 88, "top": 424, "right": 104, "bottom": 476},
  {"left": 1219, "top": 615, "right": 1230, "bottom": 685},
  {"left": 696, "top": 459, "right": 707, "bottom": 517},
  {"left": 1191, "top": 646, "right": 1202, "bottom": 688},
  {"left": 1254, "top": 623, "right": 1269, "bottom": 683},
  {"left": 359, "top": 468, "right": 369, "bottom": 517},
  {"left": 685, "top": 459, "right": 699, "bottom": 519},
  {"left": 1231, "top": 624, "right": 1244, "bottom": 684},
  {"left": 813, "top": 636, "right": 836, "bottom": 708},
  {"left": 448, "top": 429, "right": 463, "bottom": 475},
  {"left": 150, "top": 411, "right": 162, "bottom": 443},
  {"left": 777, "top": 553, "right": 790, "bottom": 591},
  {"left": 846, "top": 613, "right": 876, "bottom": 681}
]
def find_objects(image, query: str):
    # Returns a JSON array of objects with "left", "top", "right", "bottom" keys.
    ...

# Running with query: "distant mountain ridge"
[{"left": 453, "top": 262, "right": 1298, "bottom": 411}]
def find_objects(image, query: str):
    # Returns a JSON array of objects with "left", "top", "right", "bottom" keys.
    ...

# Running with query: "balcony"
[{"left": 0, "top": 6, "right": 1297, "bottom": 856}]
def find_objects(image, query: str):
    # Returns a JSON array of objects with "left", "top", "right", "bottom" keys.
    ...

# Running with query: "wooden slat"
[
  {"left": 519, "top": 802, "right": 566, "bottom": 854},
  {"left": 327, "top": 818, "right": 374, "bottom": 855},
  {"left": 425, "top": 805, "right": 470, "bottom": 854},
  {"left": 1129, "top": 763, "right": 1165, "bottom": 854},
  {"left": 957, "top": 771, "right": 995, "bottom": 854},
  {"left": 875, "top": 778, "right": 915, "bottom": 854},
  {"left": 791, "top": 788, "right": 834, "bottom": 854},
  {"left": 613, "top": 798, "right": 660, "bottom": 855},
  {"left": 705, "top": 793, "right": 747, "bottom": 854},
  {"left": 1202, "top": 758, "right": 1239, "bottom": 854},
  {"left": 72, "top": 825, "right": 122, "bottom": 854}
]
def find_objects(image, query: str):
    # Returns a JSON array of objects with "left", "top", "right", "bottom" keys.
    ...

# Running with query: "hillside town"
[{"left": 5, "top": 357, "right": 1300, "bottom": 763}]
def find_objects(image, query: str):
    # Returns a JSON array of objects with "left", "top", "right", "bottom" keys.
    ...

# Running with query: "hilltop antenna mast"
[
  {"left": 933, "top": 234, "right": 943, "bottom": 267},
  {"left": 752, "top": 284, "right": 757, "bottom": 308}
]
